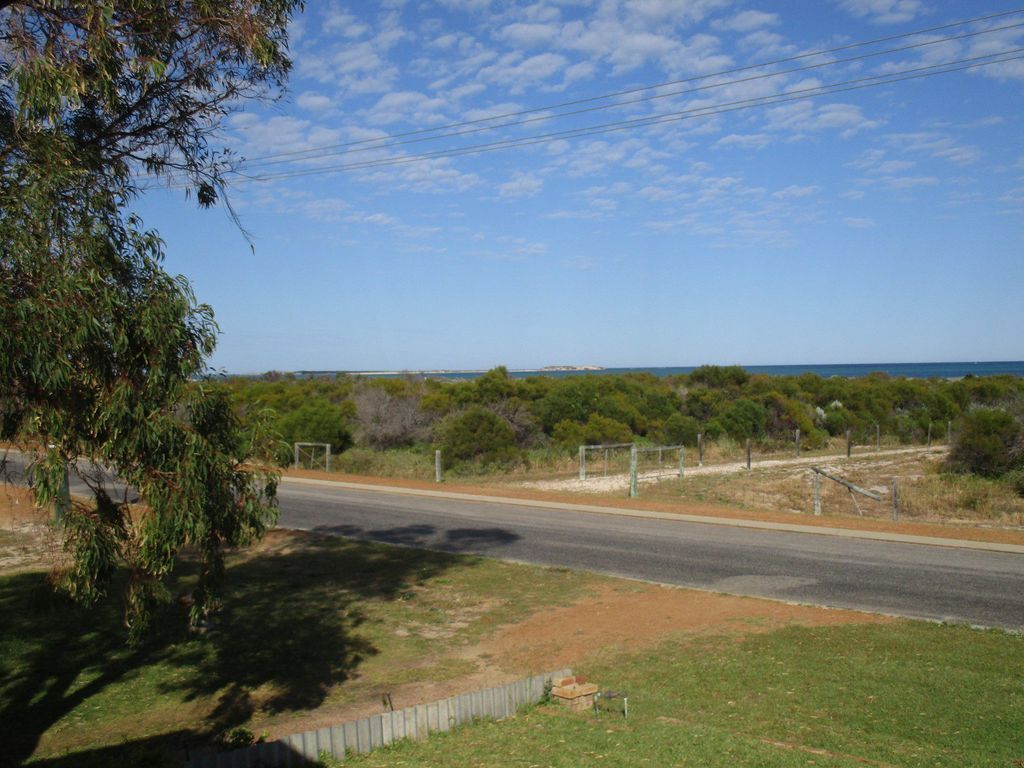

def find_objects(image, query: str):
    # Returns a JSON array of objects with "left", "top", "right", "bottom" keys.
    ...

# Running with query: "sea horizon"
[{"left": 279, "top": 360, "right": 1024, "bottom": 381}]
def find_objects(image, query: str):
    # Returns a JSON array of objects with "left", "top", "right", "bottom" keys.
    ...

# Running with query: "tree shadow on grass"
[{"left": 0, "top": 527, "right": 512, "bottom": 767}]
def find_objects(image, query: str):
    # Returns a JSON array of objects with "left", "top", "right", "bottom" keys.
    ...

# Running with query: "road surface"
[
  {"left": 4, "top": 451, "right": 1023, "bottom": 630},
  {"left": 276, "top": 479, "right": 1024, "bottom": 631}
]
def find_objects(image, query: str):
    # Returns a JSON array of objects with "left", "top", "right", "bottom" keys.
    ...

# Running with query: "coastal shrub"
[
  {"left": 947, "top": 407, "right": 1024, "bottom": 478},
  {"left": 552, "top": 419, "right": 586, "bottom": 450},
  {"left": 716, "top": 398, "right": 768, "bottom": 440},
  {"left": 533, "top": 378, "right": 600, "bottom": 432},
  {"left": 583, "top": 414, "right": 633, "bottom": 446},
  {"left": 596, "top": 393, "right": 645, "bottom": 433},
  {"left": 661, "top": 413, "right": 699, "bottom": 446},
  {"left": 354, "top": 387, "right": 432, "bottom": 449},
  {"left": 552, "top": 414, "right": 634, "bottom": 451},
  {"left": 688, "top": 365, "right": 750, "bottom": 388},
  {"left": 436, "top": 406, "right": 522, "bottom": 468},
  {"left": 276, "top": 398, "right": 354, "bottom": 459},
  {"left": 1005, "top": 468, "right": 1024, "bottom": 497}
]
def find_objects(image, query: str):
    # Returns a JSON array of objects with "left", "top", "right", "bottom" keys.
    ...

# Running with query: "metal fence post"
[
  {"left": 891, "top": 477, "right": 899, "bottom": 521},
  {"left": 795, "top": 428, "right": 801, "bottom": 458},
  {"left": 697, "top": 433, "right": 704, "bottom": 466},
  {"left": 746, "top": 438, "right": 751, "bottom": 470},
  {"left": 435, "top": 450, "right": 442, "bottom": 483},
  {"left": 326, "top": 446, "right": 332, "bottom": 473},
  {"left": 813, "top": 470, "right": 821, "bottom": 516},
  {"left": 846, "top": 429, "right": 852, "bottom": 458},
  {"left": 678, "top": 446, "right": 684, "bottom": 479},
  {"left": 579, "top": 445, "right": 586, "bottom": 481},
  {"left": 876, "top": 423, "right": 880, "bottom": 452},
  {"left": 947, "top": 420, "right": 952, "bottom": 445},
  {"left": 629, "top": 445, "right": 638, "bottom": 498},
  {"left": 927, "top": 422, "right": 932, "bottom": 447},
  {"left": 293, "top": 442, "right": 300, "bottom": 470}
]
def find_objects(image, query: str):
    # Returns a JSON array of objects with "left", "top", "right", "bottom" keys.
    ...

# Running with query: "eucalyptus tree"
[{"left": 0, "top": 1, "right": 302, "bottom": 638}]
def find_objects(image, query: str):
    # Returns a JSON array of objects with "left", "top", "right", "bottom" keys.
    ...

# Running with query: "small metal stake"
[
  {"left": 697, "top": 433, "right": 704, "bottom": 466},
  {"left": 813, "top": 471, "right": 821, "bottom": 516},
  {"left": 746, "top": 439, "right": 751, "bottom": 470},
  {"left": 795, "top": 428, "right": 801, "bottom": 458},
  {"left": 629, "top": 445, "right": 638, "bottom": 498},
  {"left": 435, "top": 450, "right": 442, "bottom": 483},
  {"left": 891, "top": 478, "right": 899, "bottom": 521}
]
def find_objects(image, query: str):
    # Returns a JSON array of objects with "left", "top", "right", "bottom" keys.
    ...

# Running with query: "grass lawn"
[
  {"left": 0, "top": 528, "right": 601, "bottom": 767},
  {"left": 1, "top": 486, "right": 1021, "bottom": 768},
  {"left": 340, "top": 622, "right": 1024, "bottom": 768}
]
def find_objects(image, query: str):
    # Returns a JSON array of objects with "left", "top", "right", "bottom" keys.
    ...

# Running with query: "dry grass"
[{"left": 626, "top": 451, "right": 1024, "bottom": 528}]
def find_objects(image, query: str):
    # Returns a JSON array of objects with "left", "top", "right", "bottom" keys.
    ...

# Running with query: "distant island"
[
  {"left": 294, "top": 365, "right": 606, "bottom": 378},
  {"left": 536, "top": 365, "right": 605, "bottom": 372}
]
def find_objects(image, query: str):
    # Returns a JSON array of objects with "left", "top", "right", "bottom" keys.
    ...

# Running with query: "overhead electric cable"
[
  {"left": 233, "top": 7, "right": 1024, "bottom": 167},
  {"left": 236, "top": 19, "right": 1024, "bottom": 171},
  {"left": 182, "top": 50, "right": 1023, "bottom": 186}
]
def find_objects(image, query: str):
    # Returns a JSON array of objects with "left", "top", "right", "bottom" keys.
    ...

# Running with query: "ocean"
[{"left": 316, "top": 361, "right": 1024, "bottom": 381}]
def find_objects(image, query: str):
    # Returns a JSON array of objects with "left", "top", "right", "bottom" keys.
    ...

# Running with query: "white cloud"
[
  {"left": 715, "top": 133, "right": 772, "bottom": 150},
  {"left": 713, "top": 10, "right": 779, "bottom": 33},
  {"left": 887, "top": 132, "right": 981, "bottom": 165},
  {"left": 477, "top": 52, "right": 569, "bottom": 92},
  {"left": 843, "top": 216, "right": 875, "bottom": 228},
  {"left": 498, "top": 171, "right": 544, "bottom": 198},
  {"left": 837, "top": 0, "right": 926, "bottom": 25},
  {"left": 497, "top": 22, "right": 560, "bottom": 47},
  {"left": 773, "top": 184, "right": 820, "bottom": 199},
  {"left": 364, "top": 91, "right": 451, "bottom": 125},
  {"left": 881, "top": 175, "right": 940, "bottom": 189},
  {"left": 296, "top": 91, "right": 334, "bottom": 112},
  {"left": 765, "top": 102, "right": 883, "bottom": 138}
]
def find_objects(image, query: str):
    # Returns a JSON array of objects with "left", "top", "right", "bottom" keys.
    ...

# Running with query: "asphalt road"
[
  {"left": 276, "top": 481, "right": 1024, "bottom": 631},
  {"left": 4, "top": 452, "right": 1023, "bottom": 630}
]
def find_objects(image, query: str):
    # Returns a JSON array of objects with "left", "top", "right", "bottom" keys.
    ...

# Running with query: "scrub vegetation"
[{"left": 222, "top": 366, "right": 1024, "bottom": 494}]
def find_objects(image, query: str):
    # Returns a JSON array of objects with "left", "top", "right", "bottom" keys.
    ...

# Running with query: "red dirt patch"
[
  {"left": 270, "top": 579, "right": 887, "bottom": 739},
  {"left": 465, "top": 582, "right": 889, "bottom": 673}
]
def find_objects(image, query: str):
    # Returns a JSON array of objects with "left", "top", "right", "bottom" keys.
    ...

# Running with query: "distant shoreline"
[
  {"left": 279, "top": 361, "right": 1024, "bottom": 381},
  {"left": 302, "top": 365, "right": 607, "bottom": 376}
]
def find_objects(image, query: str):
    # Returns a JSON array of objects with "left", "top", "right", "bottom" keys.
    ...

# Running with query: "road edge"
[{"left": 280, "top": 476, "right": 1024, "bottom": 555}]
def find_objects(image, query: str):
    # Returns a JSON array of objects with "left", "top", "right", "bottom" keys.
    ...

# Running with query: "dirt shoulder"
[{"left": 282, "top": 468, "right": 1024, "bottom": 547}]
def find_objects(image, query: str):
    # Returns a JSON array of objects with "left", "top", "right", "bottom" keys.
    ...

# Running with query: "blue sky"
[{"left": 135, "top": 0, "right": 1024, "bottom": 373}]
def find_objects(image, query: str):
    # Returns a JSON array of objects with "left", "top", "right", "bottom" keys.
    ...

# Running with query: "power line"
[
  {"left": 155, "top": 49, "right": 1020, "bottom": 187},
  {"left": 234, "top": 7, "right": 1024, "bottom": 166},
  {"left": 236, "top": 19, "right": 1024, "bottom": 171}
]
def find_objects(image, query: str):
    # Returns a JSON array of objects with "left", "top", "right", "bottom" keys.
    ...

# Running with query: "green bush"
[
  {"left": 661, "top": 413, "right": 699, "bottom": 446},
  {"left": 583, "top": 414, "right": 633, "bottom": 445},
  {"left": 716, "top": 398, "right": 768, "bottom": 440},
  {"left": 436, "top": 406, "right": 523, "bottom": 468},
  {"left": 276, "top": 398, "right": 354, "bottom": 462},
  {"left": 1004, "top": 468, "right": 1024, "bottom": 497},
  {"left": 552, "top": 419, "right": 586, "bottom": 450},
  {"left": 946, "top": 407, "right": 1023, "bottom": 478},
  {"left": 552, "top": 414, "right": 634, "bottom": 451}
]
